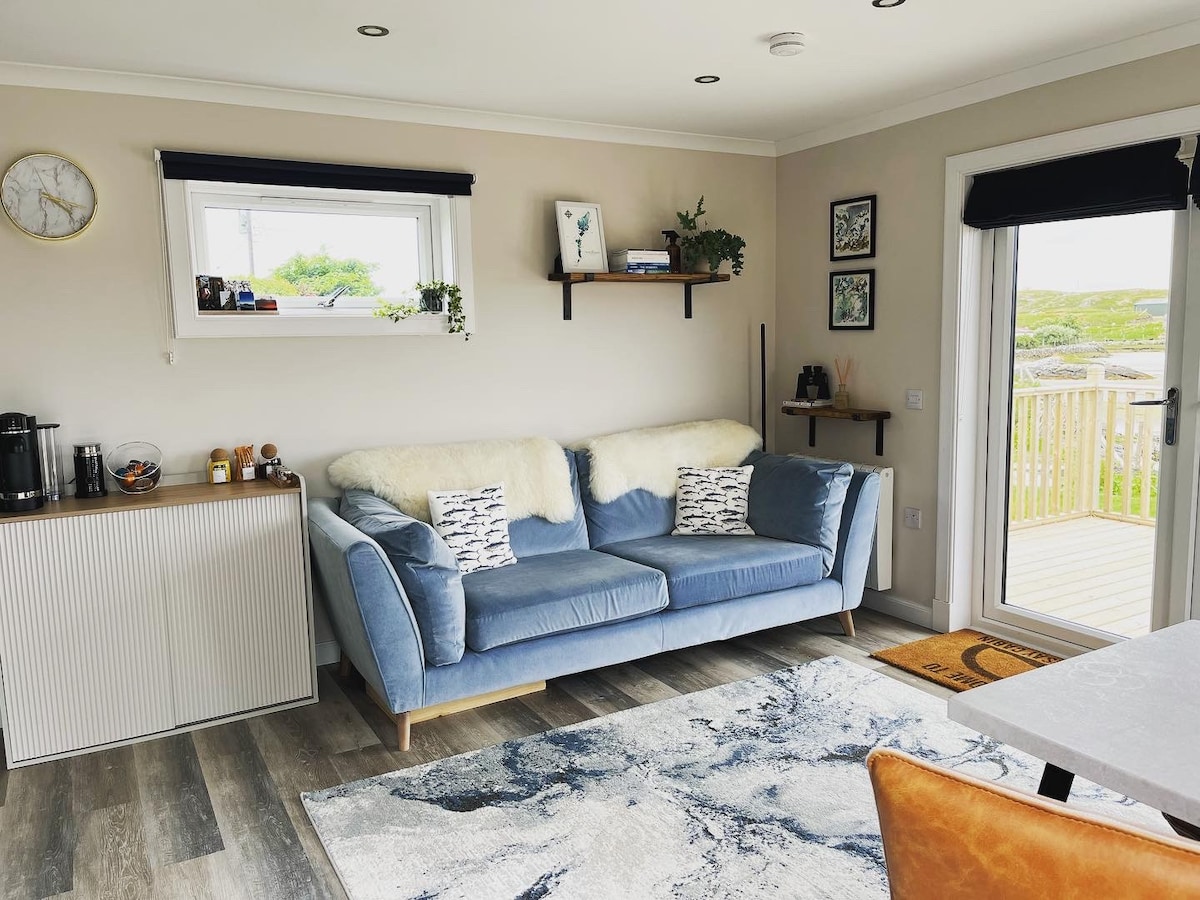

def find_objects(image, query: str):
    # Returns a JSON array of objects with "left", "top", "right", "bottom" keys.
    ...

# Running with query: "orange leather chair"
[{"left": 867, "top": 747, "right": 1200, "bottom": 899}]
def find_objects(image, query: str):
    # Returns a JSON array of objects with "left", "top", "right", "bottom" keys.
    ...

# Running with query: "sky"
[{"left": 1016, "top": 210, "right": 1175, "bottom": 293}]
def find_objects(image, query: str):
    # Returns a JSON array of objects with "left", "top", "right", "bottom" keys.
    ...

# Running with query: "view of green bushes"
[{"left": 1015, "top": 289, "right": 1166, "bottom": 346}]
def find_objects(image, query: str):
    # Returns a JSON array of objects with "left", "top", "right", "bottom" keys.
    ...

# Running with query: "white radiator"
[
  {"left": 0, "top": 488, "right": 315, "bottom": 766},
  {"left": 790, "top": 454, "right": 894, "bottom": 592}
]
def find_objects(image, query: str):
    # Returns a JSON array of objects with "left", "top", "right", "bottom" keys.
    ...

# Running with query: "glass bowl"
[{"left": 105, "top": 441, "right": 163, "bottom": 494}]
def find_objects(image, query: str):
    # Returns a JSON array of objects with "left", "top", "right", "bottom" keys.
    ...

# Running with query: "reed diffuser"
[{"left": 834, "top": 357, "right": 853, "bottom": 410}]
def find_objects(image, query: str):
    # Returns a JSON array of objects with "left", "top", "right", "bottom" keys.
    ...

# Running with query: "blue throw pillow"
[
  {"left": 745, "top": 452, "right": 853, "bottom": 576},
  {"left": 339, "top": 489, "right": 465, "bottom": 667}
]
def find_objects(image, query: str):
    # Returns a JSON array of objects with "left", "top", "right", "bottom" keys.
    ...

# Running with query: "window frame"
[{"left": 161, "top": 176, "right": 474, "bottom": 338}]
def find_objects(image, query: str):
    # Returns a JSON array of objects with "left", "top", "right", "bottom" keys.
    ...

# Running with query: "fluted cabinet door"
[
  {"left": 0, "top": 509, "right": 175, "bottom": 763},
  {"left": 159, "top": 493, "right": 312, "bottom": 725}
]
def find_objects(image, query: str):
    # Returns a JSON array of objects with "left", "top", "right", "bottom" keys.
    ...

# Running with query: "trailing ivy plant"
[
  {"left": 675, "top": 196, "right": 746, "bottom": 276},
  {"left": 445, "top": 283, "right": 470, "bottom": 340},
  {"left": 372, "top": 300, "right": 420, "bottom": 323}
]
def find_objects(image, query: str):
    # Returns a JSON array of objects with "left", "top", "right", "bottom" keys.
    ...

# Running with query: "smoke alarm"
[{"left": 768, "top": 33, "right": 805, "bottom": 57}]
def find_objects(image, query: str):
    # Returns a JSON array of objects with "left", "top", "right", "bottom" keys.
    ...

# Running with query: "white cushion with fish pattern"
[
  {"left": 671, "top": 466, "right": 755, "bottom": 536},
  {"left": 428, "top": 483, "right": 518, "bottom": 575}
]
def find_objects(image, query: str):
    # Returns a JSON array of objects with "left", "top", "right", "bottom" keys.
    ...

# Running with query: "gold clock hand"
[{"left": 40, "top": 190, "right": 83, "bottom": 210}]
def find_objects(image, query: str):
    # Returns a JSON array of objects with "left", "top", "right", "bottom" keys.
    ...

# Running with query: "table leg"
[
  {"left": 1037, "top": 763, "right": 1075, "bottom": 802},
  {"left": 808, "top": 417, "right": 816, "bottom": 448}
]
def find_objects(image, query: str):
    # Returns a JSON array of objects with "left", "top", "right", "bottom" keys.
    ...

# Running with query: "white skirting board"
[
  {"left": 316, "top": 640, "right": 342, "bottom": 667},
  {"left": 861, "top": 589, "right": 935, "bottom": 630}
]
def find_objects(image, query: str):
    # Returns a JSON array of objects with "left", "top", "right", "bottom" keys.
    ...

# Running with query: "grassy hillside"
[{"left": 1016, "top": 289, "right": 1166, "bottom": 343}]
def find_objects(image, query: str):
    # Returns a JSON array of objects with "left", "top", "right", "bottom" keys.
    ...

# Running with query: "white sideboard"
[{"left": 0, "top": 480, "right": 316, "bottom": 767}]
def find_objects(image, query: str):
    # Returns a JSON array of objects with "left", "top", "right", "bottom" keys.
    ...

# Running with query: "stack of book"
[{"left": 609, "top": 249, "right": 672, "bottom": 274}]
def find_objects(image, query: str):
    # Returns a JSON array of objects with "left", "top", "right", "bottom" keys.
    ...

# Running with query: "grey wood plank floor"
[{"left": 0, "top": 608, "right": 942, "bottom": 900}]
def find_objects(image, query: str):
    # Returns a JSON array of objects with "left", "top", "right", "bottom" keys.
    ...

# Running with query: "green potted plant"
[
  {"left": 675, "top": 196, "right": 746, "bottom": 276},
  {"left": 415, "top": 280, "right": 452, "bottom": 313},
  {"left": 374, "top": 281, "right": 470, "bottom": 340}
]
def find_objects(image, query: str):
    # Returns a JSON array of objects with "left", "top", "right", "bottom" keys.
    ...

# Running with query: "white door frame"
[{"left": 936, "top": 103, "right": 1200, "bottom": 651}]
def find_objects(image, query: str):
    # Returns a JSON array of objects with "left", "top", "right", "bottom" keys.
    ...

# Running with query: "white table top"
[{"left": 948, "top": 620, "right": 1200, "bottom": 824}]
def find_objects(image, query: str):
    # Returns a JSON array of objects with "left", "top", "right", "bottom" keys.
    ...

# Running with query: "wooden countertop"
[{"left": 0, "top": 480, "right": 301, "bottom": 523}]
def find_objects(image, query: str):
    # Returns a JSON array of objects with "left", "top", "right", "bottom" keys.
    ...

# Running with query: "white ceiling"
[{"left": 2, "top": 1, "right": 1199, "bottom": 153}]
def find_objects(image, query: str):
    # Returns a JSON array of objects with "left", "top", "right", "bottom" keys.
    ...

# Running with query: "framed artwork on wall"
[
  {"left": 555, "top": 201, "right": 608, "bottom": 273},
  {"left": 830, "top": 194, "right": 876, "bottom": 261},
  {"left": 829, "top": 269, "right": 875, "bottom": 330}
]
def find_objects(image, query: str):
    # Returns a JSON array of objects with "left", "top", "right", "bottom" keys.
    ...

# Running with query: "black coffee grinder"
[{"left": 0, "top": 412, "right": 45, "bottom": 513}]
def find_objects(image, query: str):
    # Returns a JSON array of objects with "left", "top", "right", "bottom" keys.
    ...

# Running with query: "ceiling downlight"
[
  {"left": 356, "top": 25, "right": 390, "bottom": 37},
  {"left": 694, "top": 75, "right": 721, "bottom": 84}
]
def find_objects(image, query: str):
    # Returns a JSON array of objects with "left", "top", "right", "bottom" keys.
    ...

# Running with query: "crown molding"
[
  {"left": 776, "top": 17, "right": 1200, "bottom": 157},
  {"left": 0, "top": 61, "right": 777, "bottom": 158}
]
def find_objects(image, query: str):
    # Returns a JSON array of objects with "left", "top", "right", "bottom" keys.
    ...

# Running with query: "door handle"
[{"left": 1131, "top": 386, "right": 1178, "bottom": 446}]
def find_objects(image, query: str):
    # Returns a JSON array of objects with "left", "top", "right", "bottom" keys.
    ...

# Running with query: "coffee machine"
[{"left": 0, "top": 412, "right": 44, "bottom": 513}]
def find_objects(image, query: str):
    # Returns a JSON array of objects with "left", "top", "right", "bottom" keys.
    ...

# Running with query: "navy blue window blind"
[
  {"left": 159, "top": 151, "right": 474, "bottom": 196},
  {"left": 963, "top": 139, "right": 1187, "bottom": 229}
]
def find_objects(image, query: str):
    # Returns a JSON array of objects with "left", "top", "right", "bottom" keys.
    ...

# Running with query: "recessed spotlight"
[
  {"left": 768, "top": 33, "right": 806, "bottom": 57},
  {"left": 872, "top": 0, "right": 906, "bottom": 7},
  {"left": 357, "top": 25, "right": 390, "bottom": 37},
  {"left": 695, "top": 75, "right": 721, "bottom": 84}
]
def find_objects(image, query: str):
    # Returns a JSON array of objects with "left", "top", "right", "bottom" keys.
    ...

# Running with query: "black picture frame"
[
  {"left": 830, "top": 194, "right": 877, "bottom": 261},
  {"left": 829, "top": 269, "right": 875, "bottom": 331}
]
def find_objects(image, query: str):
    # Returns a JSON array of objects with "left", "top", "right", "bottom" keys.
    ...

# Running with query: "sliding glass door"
[{"left": 980, "top": 203, "right": 1200, "bottom": 648}]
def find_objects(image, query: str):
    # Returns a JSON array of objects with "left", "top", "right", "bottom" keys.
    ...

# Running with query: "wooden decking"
[{"left": 1006, "top": 516, "right": 1155, "bottom": 638}]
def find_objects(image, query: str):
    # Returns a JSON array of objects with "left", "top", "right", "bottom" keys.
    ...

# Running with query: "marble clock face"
[{"left": 2, "top": 154, "right": 97, "bottom": 240}]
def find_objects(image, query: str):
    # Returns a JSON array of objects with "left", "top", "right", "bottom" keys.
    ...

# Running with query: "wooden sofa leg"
[
  {"left": 397, "top": 712, "right": 411, "bottom": 752},
  {"left": 838, "top": 610, "right": 856, "bottom": 638},
  {"left": 338, "top": 652, "right": 352, "bottom": 679}
]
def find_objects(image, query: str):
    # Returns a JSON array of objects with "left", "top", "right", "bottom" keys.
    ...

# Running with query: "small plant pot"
[{"left": 419, "top": 290, "right": 445, "bottom": 313}]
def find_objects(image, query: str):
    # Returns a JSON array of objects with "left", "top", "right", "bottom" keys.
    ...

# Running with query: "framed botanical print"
[
  {"left": 830, "top": 194, "right": 876, "bottom": 261},
  {"left": 555, "top": 201, "right": 608, "bottom": 273},
  {"left": 829, "top": 269, "right": 875, "bottom": 330}
]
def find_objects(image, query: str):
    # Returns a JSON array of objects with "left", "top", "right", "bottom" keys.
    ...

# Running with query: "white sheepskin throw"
[
  {"left": 328, "top": 437, "right": 577, "bottom": 524},
  {"left": 575, "top": 419, "right": 763, "bottom": 503}
]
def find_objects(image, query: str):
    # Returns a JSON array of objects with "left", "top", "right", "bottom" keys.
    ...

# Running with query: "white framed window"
[{"left": 159, "top": 160, "right": 474, "bottom": 338}]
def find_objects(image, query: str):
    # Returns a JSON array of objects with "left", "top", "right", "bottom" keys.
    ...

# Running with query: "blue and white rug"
[{"left": 303, "top": 656, "right": 1164, "bottom": 900}]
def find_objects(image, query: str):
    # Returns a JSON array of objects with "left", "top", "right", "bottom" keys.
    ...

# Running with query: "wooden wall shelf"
[
  {"left": 782, "top": 405, "right": 892, "bottom": 456},
  {"left": 547, "top": 272, "right": 730, "bottom": 320}
]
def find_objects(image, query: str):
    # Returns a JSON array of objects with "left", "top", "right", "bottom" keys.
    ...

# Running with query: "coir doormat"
[{"left": 871, "top": 629, "right": 1061, "bottom": 691}]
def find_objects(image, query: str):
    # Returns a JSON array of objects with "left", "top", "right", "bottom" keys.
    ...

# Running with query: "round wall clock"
[{"left": 1, "top": 153, "right": 97, "bottom": 240}]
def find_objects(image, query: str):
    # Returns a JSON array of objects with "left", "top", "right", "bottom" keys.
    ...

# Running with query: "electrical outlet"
[
  {"left": 903, "top": 507, "right": 922, "bottom": 529},
  {"left": 905, "top": 389, "right": 924, "bottom": 411}
]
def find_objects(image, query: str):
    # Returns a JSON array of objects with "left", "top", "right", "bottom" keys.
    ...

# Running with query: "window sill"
[{"left": 173, "top": 311, "right": 456, "bottom": 339}]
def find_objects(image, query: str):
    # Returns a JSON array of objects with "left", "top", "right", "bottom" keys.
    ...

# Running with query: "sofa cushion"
[
  {"left": 672, "top": 466, "right": 755, "bottom": 536},
  {"left": 460, "top": 550, "right": 668, "bottom": 652},
  {"left": 339, "top": 490, "right": 465, "bottom": 667},
  {"left": 745, "top": 451, "right": 854, "bottom": 575},
  {"left": 428, "top": 483, "right": 517, "bottom": 575},
  {"left": 598, "top": 535, "right": 824, "bottom": 610},
  {"left": 508, "top": 451, "right": 591, "bottom": 559},
  {"left": 575, "top": 449, "right": 675, "bottom": 547}
]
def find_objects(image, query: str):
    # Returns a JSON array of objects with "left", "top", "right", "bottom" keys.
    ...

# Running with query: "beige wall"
[
  {"left": 1, "top": 87, "right": 776, "bottom": 488},
  {"left": 775, "top": 45, "right": 1200, "bottom": 616}
]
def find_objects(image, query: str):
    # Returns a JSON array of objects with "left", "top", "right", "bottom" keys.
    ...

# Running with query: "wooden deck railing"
[{"left": 1010, "top": 366, "right": 1159, "bottom": 528}]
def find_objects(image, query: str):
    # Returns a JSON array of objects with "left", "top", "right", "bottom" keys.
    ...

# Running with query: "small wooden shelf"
[
  {"left": 548, "top": 272, "right": 730, "bottom": 320},
  {"left": 782, "top": 405, "right": 892, "bottom": 456}
]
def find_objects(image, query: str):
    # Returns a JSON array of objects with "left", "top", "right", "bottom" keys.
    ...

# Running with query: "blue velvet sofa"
[{"left": 308, "top": 446, "right": 881, "bottom": 749}]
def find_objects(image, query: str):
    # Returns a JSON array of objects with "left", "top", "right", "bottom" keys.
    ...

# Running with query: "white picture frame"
[{"left": 555, "top": 201, "right": 607, "bottom": 273}]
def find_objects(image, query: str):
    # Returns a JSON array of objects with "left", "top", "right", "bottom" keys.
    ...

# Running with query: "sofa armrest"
[
  {"left": 308, "top": 498, "right": 426, "bottom": 713},
  {"left": 830, "top": 471, "right": 882, "bottom": 611}
]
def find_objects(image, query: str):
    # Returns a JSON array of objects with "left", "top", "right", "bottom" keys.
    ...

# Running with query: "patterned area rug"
[
  {"left": 870, "top": 629, "right": 1062, "bottom": 691},
  {"left": 302, "top": 657, "right": 1160, "bottom": 900}
]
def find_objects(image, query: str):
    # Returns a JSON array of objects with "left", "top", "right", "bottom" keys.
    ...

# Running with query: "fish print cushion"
[
  {"left": 671, "top": 466, "right": 755, "bottom": 536},
  {"left": 428, "top": 483, "right": 518, "bottom": 575}
]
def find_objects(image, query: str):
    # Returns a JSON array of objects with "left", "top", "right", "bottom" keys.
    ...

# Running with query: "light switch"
[{"left": 905, "top": 389, "right": 924, "bottom": 411}]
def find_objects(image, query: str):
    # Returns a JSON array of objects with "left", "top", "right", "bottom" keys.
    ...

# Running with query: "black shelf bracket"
[
  {"left": 806, "top": 415, "right": 888, "bottom": 457},
  {"left": 560, "top": 274, "right": 595, "bottom": 321}
]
